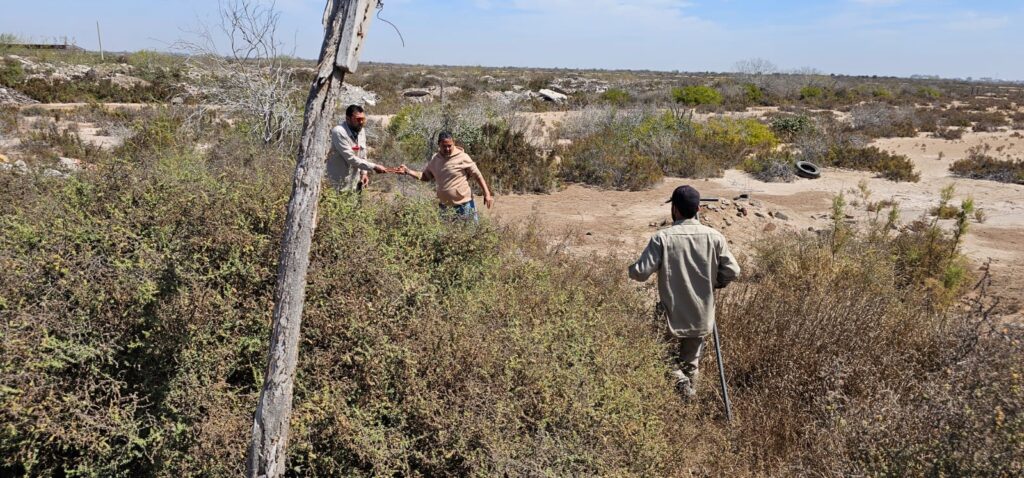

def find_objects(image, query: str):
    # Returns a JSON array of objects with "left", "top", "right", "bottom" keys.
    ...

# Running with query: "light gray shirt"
[
  {"left": 629, "top": 218, "right": 741, "bottom": 337},
  {"left": 326, "top": 122, "right": 377, "bottom": 190}
]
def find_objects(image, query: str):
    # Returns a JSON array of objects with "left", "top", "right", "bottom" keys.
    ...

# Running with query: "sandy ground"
[{"left": 490, "top": 129, "right": 1024, "bottom": 321}]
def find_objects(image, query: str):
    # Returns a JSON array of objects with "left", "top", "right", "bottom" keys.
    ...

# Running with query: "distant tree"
[
  {"left": 174, "top": 0, "right": 299, "bottom": 146},
  {"left": 734, "top": 58, "right": 777, "bottom": 76}
]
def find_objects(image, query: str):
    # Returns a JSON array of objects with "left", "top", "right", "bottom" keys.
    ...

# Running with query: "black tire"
[{"left": 795, "top": 160, "right": 821, "bottom": 179}]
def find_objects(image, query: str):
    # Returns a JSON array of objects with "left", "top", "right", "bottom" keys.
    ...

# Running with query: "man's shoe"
[{"left": 672, "top": 370, "right": 697, "bottom": 399}]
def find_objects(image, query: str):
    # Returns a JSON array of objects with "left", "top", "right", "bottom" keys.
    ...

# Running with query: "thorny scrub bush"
[
  {"left": 933, "top": 126, "right": 966, "bottom": 140},
  {"left": 741, "top": 150, "right": 796, "bottom": 183},
  {"left": 823, "top": 145, "right": 921, "bottom": 182},
  {"left": 950, "top": 144, "right": 1024, "bottom": 184},
  {"left": 560, "top": 109, "right": 777, "bottom": 190},
  {"left": 379, "top": 101, "right": 555, "bottom": 194},
  {"left": 718, "top": 226, "right": 1021, "bottom": 475},
  {"left": 0, "top": 138, "right": 689, "bottom": 475},
  {"left": 768, "top": 113, "right": 813, "bottom": 142},
  {"left": 849, "top": 102, "right": 916, "bottom": 138},
  {"left": 465, "top": 123, "right": 558, "bottom": 194}
]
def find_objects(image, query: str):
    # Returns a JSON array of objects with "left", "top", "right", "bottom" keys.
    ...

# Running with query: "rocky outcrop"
[{"left": 0, "top": 87, "right": 38, "bottom": 106}]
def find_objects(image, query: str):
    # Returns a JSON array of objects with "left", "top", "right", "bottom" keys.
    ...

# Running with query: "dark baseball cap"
[{"left": 665, "top": 185, "right": 700, "bottom": 215}]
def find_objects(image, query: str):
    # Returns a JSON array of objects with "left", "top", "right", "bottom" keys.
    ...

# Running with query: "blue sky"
[{"left": 2, "top": 0, "right": 1021, "bottom": 80}]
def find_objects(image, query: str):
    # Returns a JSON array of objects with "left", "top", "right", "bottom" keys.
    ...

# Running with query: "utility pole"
[
  {"left": 96, "top": 21, "right": 104, "bottom": 61},
  {"left": 245, "top": 1, "right": 377, "bottom": 477}
]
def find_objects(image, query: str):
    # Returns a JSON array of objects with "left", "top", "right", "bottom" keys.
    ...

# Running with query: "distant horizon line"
[{"left": 6, "top": 42, "right": 1023, "bottom": 84}]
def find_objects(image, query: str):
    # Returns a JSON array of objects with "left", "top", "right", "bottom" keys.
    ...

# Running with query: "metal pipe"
[{"left": 712, "top": 321, "right": 733, "bottom": 421}]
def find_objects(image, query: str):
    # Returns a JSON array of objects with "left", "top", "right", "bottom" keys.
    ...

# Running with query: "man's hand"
[
  {"left": 483, "top": 194, "right": 494, "bottom": 209},
  {"left": 373, "top": 165, "right": 387, "bottom": 174},
  {"left": 360, "top": 171, "right": 370, "bottom": 188},
  {"left": 396, "top": 164, "right": 410, "bottom": 176}
]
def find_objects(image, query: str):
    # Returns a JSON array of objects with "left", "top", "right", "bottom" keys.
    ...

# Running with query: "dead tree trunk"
[{"left": 246, "top": 1, "right": 373, "bottom": 476}]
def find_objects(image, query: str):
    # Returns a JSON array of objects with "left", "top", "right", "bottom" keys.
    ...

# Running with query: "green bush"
[
  {"left": 769, "top": 114, "right": 813, "bottom": 142},
  {"left": 560, "top": 111, "right": 777, "bottom": 188},
  {"left": 743, "top": 83, "right": 764, "bottom": 104},
  {"left": 599, "top": 88, "right": 631, "bottom": 106},
  {"left": 824, "top": 145, "right": 921, "bottom": 182},
  {"left": 671, "top": 85, "right": 722, "bottom": 106},
  {"left": 0, "top": 58, "right": 25, "bottom": 87},
  {"left": 917, "top": 86, "right": 942, "bottom": 100},
  {"left": 799, "top": 85, "right": 825, "bottom": 100},
  {"left": 0, "top": 138, "right": 684, "bottom": 476}
]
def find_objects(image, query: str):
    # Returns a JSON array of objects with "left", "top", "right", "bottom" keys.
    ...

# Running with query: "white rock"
[
  {"left": 58, "top": 157, "right": 82, "bottom": 172},
  {"left": 538, "top": 89, "right": 568, "bottom": 102}
]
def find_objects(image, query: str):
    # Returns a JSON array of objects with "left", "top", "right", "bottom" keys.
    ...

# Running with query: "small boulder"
[{"left": 538, "top": 88, "right": 568, "bottom": 102}]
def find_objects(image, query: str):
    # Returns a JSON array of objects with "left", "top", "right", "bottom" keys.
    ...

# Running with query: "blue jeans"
[{"left": 439, "top": 199, "right": 478, "bottom": 222}]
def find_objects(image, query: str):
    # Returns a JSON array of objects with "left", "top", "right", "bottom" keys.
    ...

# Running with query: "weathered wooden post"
[{"left": 246, "top": 1, "right": 376, "bottom": 476}]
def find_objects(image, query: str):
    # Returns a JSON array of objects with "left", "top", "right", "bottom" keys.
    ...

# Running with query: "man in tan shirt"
[
  {"left": 398, "top": 132, "right": 495, "bottom": 221},
  {"left": 629, "top": 185, "right": 740, "bottom": 398}
]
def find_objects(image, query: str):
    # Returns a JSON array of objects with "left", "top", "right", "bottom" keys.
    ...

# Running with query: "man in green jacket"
[{"left": 629, "top": 185, "right": 741, "bottom": 398}]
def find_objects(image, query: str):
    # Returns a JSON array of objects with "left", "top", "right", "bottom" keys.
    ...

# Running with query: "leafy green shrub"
[
  {"left": 0, "top": 140, "right": 686, "bottom": 476},
  {"left": 671, "top": 85, "right": 722, "bottom": 106},
  {"left": 599, "top": 88, "right": 631, "bottom": 106},
  {"left": 917, "top": 86, "right": 942, "bottom": 99},
  {"left": 769, "top": 114, "right": 813, "bottom": 142},
  {"left": 824, "top": 145, "right": 921, "bottom": 182},
  {"left": 950, "top": 144, "right": 1024, "bottom": 184},
  {"left": 743, "top": 83, "right": 764, "bottom": 104},
  {"left": 799, "top": 85, "right": 825, "bottom": 100},
  {"left": 0, "top": 58, "right": 25, "bottom": 87}
]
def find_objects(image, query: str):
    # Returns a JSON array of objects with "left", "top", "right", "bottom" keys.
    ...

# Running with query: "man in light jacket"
[
  {"left": 327, "top": 104, "right": 388, "bottom": 191},
  {"left": 629, "top": 185, "right": 741, "bottom": 398}
]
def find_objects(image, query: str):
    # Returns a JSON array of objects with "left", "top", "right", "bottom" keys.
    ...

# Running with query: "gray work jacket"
[
  {"left": 326, "top": 122, "right": 378, "bottom": 190},
  {"left": 629, "top": 218, "right": 741, "bottom": 337}
]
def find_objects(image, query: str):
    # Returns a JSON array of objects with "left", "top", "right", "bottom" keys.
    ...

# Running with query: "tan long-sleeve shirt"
[
  {"left": 629, "top": 218, "right": 741, "bottom": 337},
  {"left": 421, "top": 147, "right": 483, "bottom": 206}
]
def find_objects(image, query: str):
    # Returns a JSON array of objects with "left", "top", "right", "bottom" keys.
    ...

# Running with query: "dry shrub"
[
  {"left": 933, "top": 126, "right": 965, "bottom": 140},
  {"left": 950, "top": 144, "right": 1024, "bottom": 184},
  {"left": 824, "top": 145, "right": 921, "bottom": 182},
  {"left": 849, "top": 102, "right": 917, "bottom": 138},
  {"left": 971, "top": 111, "right": 1009, "bottom": 132},
  {"left": 466, "top": 123, "right": 558, "bottom": 193},
  {"left": 741, "top": 150, "right": 796, "bottom": 182},
  {"left": 717, "top": 202, "right": 1020, "bottom": 475}
]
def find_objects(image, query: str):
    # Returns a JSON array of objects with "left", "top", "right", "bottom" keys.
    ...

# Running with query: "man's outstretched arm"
[{"left": 629, "top": 236, "right": 662, "bottom": 282}]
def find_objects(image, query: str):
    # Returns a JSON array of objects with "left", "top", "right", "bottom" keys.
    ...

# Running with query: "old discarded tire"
[{"left": 795, "top": 160, "right": 821, "bottom": 179}]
